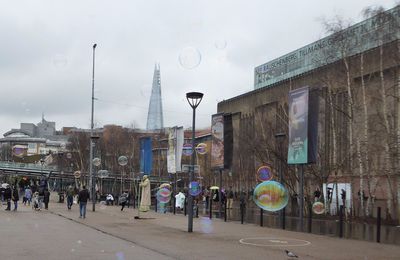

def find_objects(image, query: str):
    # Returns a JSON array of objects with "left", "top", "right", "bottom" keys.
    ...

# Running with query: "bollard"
[
  {"left": 377, "top": 207, "right": 381, "bottom": 243},
  {"left": 260, "top": 208, "right": 264, "bottom": 227},
  {"left": 339, "top": 205, "right": 344, "bottom": 238},
  {"left": 282, "top": 208, "right": 286, "bottom": 230},
  {"left": 308, "top": 205, "right": 312, "bottom": 233},
  {"left": 240, "top": 202, "right": 244, "bottom": 224},
  {"left": 196, "top": 204, "right": 199, "bottom": 218},
  {"left": 224, "top": 201, "right": 227, "bottom": 222},
  {"left": 173, "top": 196, "right": 176, "bottom": 215},
  {"left": 209, "top": 198, "right": 213, "bottom": 219},
  {"left": 184, "top": 198, "right": 187, "bottom": 216}
]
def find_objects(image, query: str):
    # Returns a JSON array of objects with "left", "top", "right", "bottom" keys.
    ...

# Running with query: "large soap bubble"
[
  {"left": 179, "top": 47, "right": 201, "bottom": 69},
  {"left": 256, "top": 165, "right": 273, "bottom": 182},
  {"left": 253, "top": 181, "right": 288, "bottom": 212},
  {"left": 157, "top": 187, "right": 171, "bottom": 203},
  {"left": 189, "top": 181, "right": 201, "bottom": 196}
]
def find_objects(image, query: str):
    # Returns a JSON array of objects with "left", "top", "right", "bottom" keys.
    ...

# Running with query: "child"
[{"left": 32, "top": 192, "right": 40, "bottom": 211}]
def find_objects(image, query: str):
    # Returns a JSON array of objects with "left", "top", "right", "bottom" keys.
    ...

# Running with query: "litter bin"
[{"left": 58, "top": 193, "right": 64, "bottom": 203}]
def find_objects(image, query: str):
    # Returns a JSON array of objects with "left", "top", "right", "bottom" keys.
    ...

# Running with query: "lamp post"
[
  {"left": 89, "top": 43, "right": 97, "bottom": 212},
  {"left": 275, "top": 132, "right": 286, "bottom": 229},
  {"left": 186, "top": 91, "right": 204, "bottom": 232}
]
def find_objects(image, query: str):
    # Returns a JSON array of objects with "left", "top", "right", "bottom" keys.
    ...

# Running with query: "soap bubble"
[
  {"left": 312, "top": 202, "right": 325, "bottom": 215},
  {"left": 70, "top": 248, "right": 75, "bottom": 253},
  {"left": 189, "top": 181, "right": 201, "bottom": 196},
  {"left": 77, "top": 240, "right": 82, "bottom": 244},
  {"left": 200, "top": 217, "right": 213, "bottom": 234},
  {"left": 256, "top": 166, "right": 273, "bottom": 182},
  {"left": 53, "top": 54, "right": 68, "bottom": 68},
  {"left": 118, "top": 156, "right": 128, "bottom": 166},
  {"left": 99, "top": 201, "right": 107, "bottom": 210},
  {"left": 156, "top": 187, "right": 171, "bottom": 203},
  {"left": 215, "top": 38, "right": 227, "bottom": 50},
  {"left": 179, "top": 47, "right": 201, "bottom": 69},
  {"left": 92, "top": 158, "right": 101, "bottom": 167},
  {"left": 253, "top": 181, "right": 288, "bottom": 212},
  {"left": 116, "top": 252, "right": 125, "bottom": 260},
  {"left": 98, "top": 170, "right": 109, "bottom": 178}
]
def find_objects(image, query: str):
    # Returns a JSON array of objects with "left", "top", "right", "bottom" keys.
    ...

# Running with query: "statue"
[{"left": 139, "top": 175, "right": 151, "bottom": 212}]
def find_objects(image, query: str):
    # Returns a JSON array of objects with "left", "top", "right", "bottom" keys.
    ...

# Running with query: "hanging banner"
[
  {"left": 140, "top": 137, "right": 153, "bottom": 175},
  {"left": 287, "top": 87, "right": 309, "bottom": 164},
  {"left": 308, "top": 89, "right": 319, "bottom": 164},
  {"left": 175, "top": 126, "right": 184, "bottom": 172},
  {"left": 167, "top": 127, "right": 176, "bottom": 173},
  {"left": 224, "top": 113, "right": 233, "bottom": 169},
  {"left": 211, "top": 113, "right": 224, "bottom": 168}
]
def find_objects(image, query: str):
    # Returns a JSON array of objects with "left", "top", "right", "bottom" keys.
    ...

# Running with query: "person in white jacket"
[{"left": 175, "top": 191, "right": 185, "bottom": 210}]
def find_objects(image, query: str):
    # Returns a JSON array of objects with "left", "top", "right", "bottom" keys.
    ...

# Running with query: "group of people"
[{"left": 0, "top": 184, "right": 50, "bottom": 211}]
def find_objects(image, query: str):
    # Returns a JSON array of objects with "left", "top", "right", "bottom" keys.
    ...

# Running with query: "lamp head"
[
  {"left": 186, "top": 92, "right": 204, "bottom": 109},
  {"left": 93, "top": 43, "right": 97, "bottom": 49}
]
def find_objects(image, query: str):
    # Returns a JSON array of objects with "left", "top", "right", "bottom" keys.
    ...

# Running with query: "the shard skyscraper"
[{"left": 146, "top": 63, "right": 164, "bottom": 130}]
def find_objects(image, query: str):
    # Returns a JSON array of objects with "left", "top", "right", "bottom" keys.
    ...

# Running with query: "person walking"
[
  {"left": 77, "top": 186, "right": 89, "bottom": 219},
  {"left": 24, "top": 186, "right": 32, "bottom": 206},
  {"left": 38, "top": 187, "right": 45, "bottom": 210},
  {"left": 4, "top": 185, "right": 12, "bottom": 211},
  {"left": 66, "top": 186, "right": 74, "bottom": 210},
  {"left": 227, "top": 187, "right": 234, "bottom": 209},
  {"left": 120, "top": 191, "right": 128, "bottom": 211},
  {"left": 43, "top": 188, "right": 50, "bottom": 210},
  {"left": 12, "top": 186, "right": 19, "bottom": 211}
]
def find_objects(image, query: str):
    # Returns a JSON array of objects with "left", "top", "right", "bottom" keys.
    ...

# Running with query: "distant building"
[
  {"left": 0, "top": 116, "right": 71, "bottom": 159},
  {"left": 146, "top": 64, "right": 164, "bottom": 130}
]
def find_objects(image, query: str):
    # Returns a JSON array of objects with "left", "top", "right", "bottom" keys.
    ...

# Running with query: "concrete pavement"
[{"left": 0, "top": 201, "right": 399, "bottom": 259}]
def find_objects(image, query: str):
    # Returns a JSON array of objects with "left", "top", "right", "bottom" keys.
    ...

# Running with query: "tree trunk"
[{"left": 379, "top": 44, "right": 395, "bottom": 219}]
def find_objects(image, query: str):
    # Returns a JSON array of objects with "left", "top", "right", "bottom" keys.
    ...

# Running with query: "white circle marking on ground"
[{"left": 239, "top": 237, "right": 311, "bottom": 247}]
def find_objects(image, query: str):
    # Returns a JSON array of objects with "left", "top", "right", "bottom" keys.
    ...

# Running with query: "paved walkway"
[{"left": 0, "top": 201, "right": 399, "bottom": 259}]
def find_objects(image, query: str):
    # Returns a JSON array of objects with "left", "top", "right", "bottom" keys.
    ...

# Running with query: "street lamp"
[
  {"left": 275, "top": 132, "right": 286, "bottom": 229},
  {"left": 89, "top": 43, "right": 97, "bottom": 212},
  {"left": 186, "top": 91, "right": 204, "bottom": 233}
]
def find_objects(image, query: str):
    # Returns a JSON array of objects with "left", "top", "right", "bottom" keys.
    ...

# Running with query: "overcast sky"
[{"left": 0, "top": 0, "right": 396, "bottom": 135}]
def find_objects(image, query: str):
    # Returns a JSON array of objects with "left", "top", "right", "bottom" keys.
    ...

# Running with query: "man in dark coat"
[
  {"left": 43, "top": 189, "right": 50, "bottom": 210},
  {"left": 77, "top": 186, "right": 90, "bottom": 219},
  {"left": 12, "top": 187, "right": 19, "bottom": 211},
  {"left": 4, "top": 185, "right": 12, "bottom": 211}
]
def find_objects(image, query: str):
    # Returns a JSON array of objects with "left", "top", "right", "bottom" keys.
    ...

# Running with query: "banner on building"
[
  {"left": 211, "top": 113, "right": 224, "bottom": 168},
  {"left": 140, "top": 137, "right": 153, "bottom": 175},
  {"left": 175, "top": 126, "right": 184, "bottom": 172},
  {"left": 167, "top": 128, "right": 176, "bottom": 173},
  {"left": 307, "top": 89, "right": 319, "bottom": 163},
  {"left": 224, "top": 113, "right": 233, "bottom": 169},
  {"left": 288, "top": 87, "right": 309, "bottom": 164}
]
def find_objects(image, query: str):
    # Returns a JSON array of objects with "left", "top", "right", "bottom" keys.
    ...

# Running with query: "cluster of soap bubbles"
[
  {"left": 253, "top": 181, "right": 288, "bottom": 212},
  {"left": 99, "top": 201, "right": 107, "bottom": 210}
]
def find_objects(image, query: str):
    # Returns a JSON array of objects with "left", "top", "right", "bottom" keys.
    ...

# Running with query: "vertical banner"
[
  {"left": 287, "top": 87, "right": 309, "bottom": 164},
  {"left": 308, "top": 89, "right": 319, "bottom": 163},
  {"left": 175, "top": 126, "right": 184, "bottom": 172},
  {"left": 140, "top": 137, "right": 153, "bottom": 174},
  {"left": 167, "top": 127, "right": 176, "bottom": 173},
  {"left": 211, "top": 113, "right": 224, "bottom": 168},
  {"left": 224, "top": 113, "right": 233, "bottom": 169}
]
